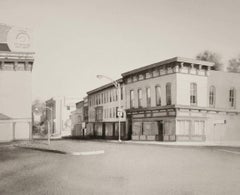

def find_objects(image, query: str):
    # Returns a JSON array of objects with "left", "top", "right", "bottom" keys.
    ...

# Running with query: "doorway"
[{"left": 157, "top": 121, "right": 164, "bottom": 141}]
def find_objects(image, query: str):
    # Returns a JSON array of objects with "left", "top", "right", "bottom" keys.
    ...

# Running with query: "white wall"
[
  {"left": 176, "top": 73, "right": 208, "bottom": 107},
  {"left": 0, "top": 71, "right": 32, "bottom": 119},
  {"left": 0, "top": 71, "right": 32, "bottom": 141},
  {"left": 0, "top": 122, "right": 13, "bottom": 142},
  {"left": 208, "top": 71, "right": 240, "bottom": 109}
]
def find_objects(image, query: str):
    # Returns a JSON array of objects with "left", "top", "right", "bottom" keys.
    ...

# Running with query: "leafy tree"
[
  {"left": 196, "top": 50, "right": 223, "bottom": 71},
  {"left": 32, "top": 99, "right": 47, "bottom": 135},
  {"left": 32, "top": 99, "right": 46, "bottom": 115},
  {"left": 227, "top": 55, "right": 240, "bottom": 73}
]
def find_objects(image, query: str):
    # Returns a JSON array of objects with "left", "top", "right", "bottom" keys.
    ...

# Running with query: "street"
[{"left": 1, "top": 140, "right": 240, "bottom": 195}]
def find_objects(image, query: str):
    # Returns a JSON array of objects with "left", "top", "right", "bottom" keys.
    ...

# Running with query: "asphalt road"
[{"left": 1, "top": 141, "right": 240, "bottom": 195}]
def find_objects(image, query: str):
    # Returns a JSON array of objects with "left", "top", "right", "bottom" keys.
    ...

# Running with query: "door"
[
  {"left": 157, "top": 121, "right": 163, "bottom": 141},
  {"left": 102, "top": 123, "right": 106, "bottom": 139}
]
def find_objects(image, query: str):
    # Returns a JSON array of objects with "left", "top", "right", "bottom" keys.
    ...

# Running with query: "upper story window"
[
  {"left": 101, "top": 93, "right": 104, "bottom": 104},
  {"left": 121, "top": 87, "right": 123, "bottom": 100},
  {"left": 229, "top": 88, "right": 236, "bottom": 108},
  {"left": 209, "top": 86, "right": 216, "bottom": 107},
  {"left": 130, "top": 90, "right": 134, "bottom": 108},
  {"left": 155, "top": 85, "right": 161, "bottom": 106},
  {"left": 110, "top": 90, "right": 112, "bottom": 102},
  {"left": 190, "top": 83, "right": 197, "bottom": 106},
  {"left": 146, "top": 87, "right": 151, "bottom": 107},
  {"left": 166, "top": 83, "right": 172, "bottom": 105},
  {"left": 138, "top": 89, "right": 143, "bottom": 108}
]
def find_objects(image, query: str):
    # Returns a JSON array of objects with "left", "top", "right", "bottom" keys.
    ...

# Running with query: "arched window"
[
  {"left": 229, "top": 88, "right": 236, "bottom": 108},
  {"left": 155, "top": 86, "right": 161, "bottom": 106},
  {"left": 209, "top": 86, "right": 216, "bottom": 107},
  {"left": 166, "top": 83, "right": 171, "bottom": 105},
  {"left": 138, "top": 89, "right": 142, "bottom": 108},
  {"left": 190, "top": 83, "right": 197, "bottom": 105},
  {"left": 146, "top": 87, "right": 151, "bottom": 107},
  {"left": 130, "top": 90, "right": 134, "bottom": 108}
]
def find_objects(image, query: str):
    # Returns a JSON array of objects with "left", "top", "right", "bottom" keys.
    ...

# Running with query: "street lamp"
[
  {"left": 96, "top": 75, "right": 122, "bottom": 142},
  {"left": 35, "top": 106, "right": 53, "bottom": 145}
]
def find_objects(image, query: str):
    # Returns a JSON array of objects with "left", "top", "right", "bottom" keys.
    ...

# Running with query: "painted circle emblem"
[{"left": 7, "top": 27, "right": 32, "bottom": 52}]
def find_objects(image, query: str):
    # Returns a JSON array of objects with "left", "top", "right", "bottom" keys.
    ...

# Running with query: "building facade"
[
  {"left": 87, "top": 79, "right": 128, "bottom": 139},
  {"left": 71, "top": 101, "right": 84, "bottom": 137},
  {"left": 0, "top": 24, "right": 34, "bottom": 142},
  {"left": 121, "top": 57, "right": 240, "bottom": 144},
  {"left": 71, "top": 96, "right": 89, "bottom": 138},
  {"left": 45, "top": 96, "right": 81, "bottom": 137}
]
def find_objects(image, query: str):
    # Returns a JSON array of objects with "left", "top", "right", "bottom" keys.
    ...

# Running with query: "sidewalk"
[
  {"left": 11, "top": 139, "right": 240, "bottom": 154},
  {"left": 122, "top": 140, "right": 240, "bottom": 147}
]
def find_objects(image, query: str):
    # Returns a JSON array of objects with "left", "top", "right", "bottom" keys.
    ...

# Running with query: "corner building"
[{"left": 122, "top": 57, "right": 240, "bottom": 143}]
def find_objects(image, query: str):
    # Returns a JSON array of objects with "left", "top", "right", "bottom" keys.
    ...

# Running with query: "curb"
[{"left": 14, "top": 145, "right": 105, "bottom": 156}]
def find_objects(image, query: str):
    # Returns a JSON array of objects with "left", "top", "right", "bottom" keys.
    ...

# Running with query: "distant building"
[
  {"left": 45, "top": 97, "right": 81, "bottom": 137},
  {"left": 0, "top": 24, "right": 34, "bottom": 142},
  {"left": 87, "top": 79, "right": 128, "bottom": 139},
  {"left": 71, "top": 101, "right": 84, "bottom": 137}
]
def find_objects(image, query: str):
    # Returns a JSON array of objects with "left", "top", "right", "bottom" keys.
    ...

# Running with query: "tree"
[
  {"left": 32, "top": 99, "right": 47, "bottom": 136},
  {"left": 227, "top": 55, "right": 240, "bottom": 73},
  {"left": 196, "top": 50, "right": 223, "bottom": 71},
  {"left": 32, "top": 99, "right": 46, "bottom": 116}
]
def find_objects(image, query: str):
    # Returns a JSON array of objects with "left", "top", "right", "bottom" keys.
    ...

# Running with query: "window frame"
[
  {"left": 190, "top": 82, "right": 197, "bottom": 106},
  {"left": 155, "top": 85, "right": 161, "bottom": 106},
  {"left": 166, "top": 83, "right": 172, "bottom": 105},
  {"left": 146, "top": 87, "right": 151, "bottom": 107}
]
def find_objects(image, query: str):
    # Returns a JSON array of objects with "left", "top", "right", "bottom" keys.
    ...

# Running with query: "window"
[
  {"left": 67, "top": 106, "right": 70, "bottom": 110},
  {"left": 130, "top": 90, "right": 134, "bottom": 108},
  {"left": 110, "top": 90, "right": 112, "bottom": 102},
  {"left": 209, "top": 86, "right": 216, "bottom": 107},
  {"left": 190, "top": 83, "right": 197, "bottom": 106},
  {"left": 121, "top": 87, "right": 123, "bottom": 100},
  {"left": 138, "top": 89, "right": 142, "bottom": 108},
  {"left": 146, "top": 87, "right": 151, "bottom": 107},
  {"left": 229, "top": 88, "right": 236, "bottom": 108},
  {"left": 166, "top": 83, "right": 172, "bottom": 105},
  {"left": 176, "top": 120, "right": 190, "bottom": 135},
  {"left": 109, "top": 108, "right": 112, "bottom": 118},
  {"left": 193, "top": 121, "right": 204, "bottom": 135},
  {"left": 113, "top": 107, "right": 116, "bottom": 118},
  {"left": 155, "top": 86, "right": 161, "bottom": 106},
  {"left": 112, "top": 90, "right": 115, "bottom": 102}
]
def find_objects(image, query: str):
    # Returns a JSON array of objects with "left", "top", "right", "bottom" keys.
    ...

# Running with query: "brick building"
[
  {"left": 87, "top": 79, "right": 127, "bottom": 139},
  {"left": 122, "top": 57, "right": 240, "bottom": 143}
]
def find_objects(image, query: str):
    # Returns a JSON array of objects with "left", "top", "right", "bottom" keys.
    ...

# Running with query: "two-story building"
[
  {"left": 87, "top": 79, "right": 128, "bottom": 139},
  {"left": 122, "top": 57, "right": 240, "bottom": 144}
]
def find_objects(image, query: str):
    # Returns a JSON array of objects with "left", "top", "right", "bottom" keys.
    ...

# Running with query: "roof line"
[
  {"left": 121, "top": 56, "right": 214, "bottom": 77},
  {"left": 87, "top": 78, "right": 123, "bottom": 95}
]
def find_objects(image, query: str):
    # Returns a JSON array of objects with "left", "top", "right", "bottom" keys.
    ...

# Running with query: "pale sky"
[{"left": 0, "top": 0, "right": 239, "bottom": 101}]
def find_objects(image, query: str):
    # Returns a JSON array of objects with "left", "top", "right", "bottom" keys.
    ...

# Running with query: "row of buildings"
[
  {"left": 58, "top": 56, "right": 240, "bottom": 144},
  {"left": 1, "top": 23, "right": 238, "bottom": 144}
]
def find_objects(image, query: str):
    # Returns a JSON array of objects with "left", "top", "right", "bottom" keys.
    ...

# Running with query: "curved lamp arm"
[{"left": 96, "top": 74, "right": 119, "bottom": 88}]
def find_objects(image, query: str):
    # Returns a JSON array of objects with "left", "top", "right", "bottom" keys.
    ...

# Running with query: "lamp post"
[
  {"left": 35, "top": 106, "right": 53, "bottom": 145},
  {"left": 96, "top": 75, "right": 122, "bottom": 142}
]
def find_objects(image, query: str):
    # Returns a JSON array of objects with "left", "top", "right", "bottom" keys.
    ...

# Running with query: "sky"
[{"left": 0, "top": 0, "right": 239, "bottom": 101}]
